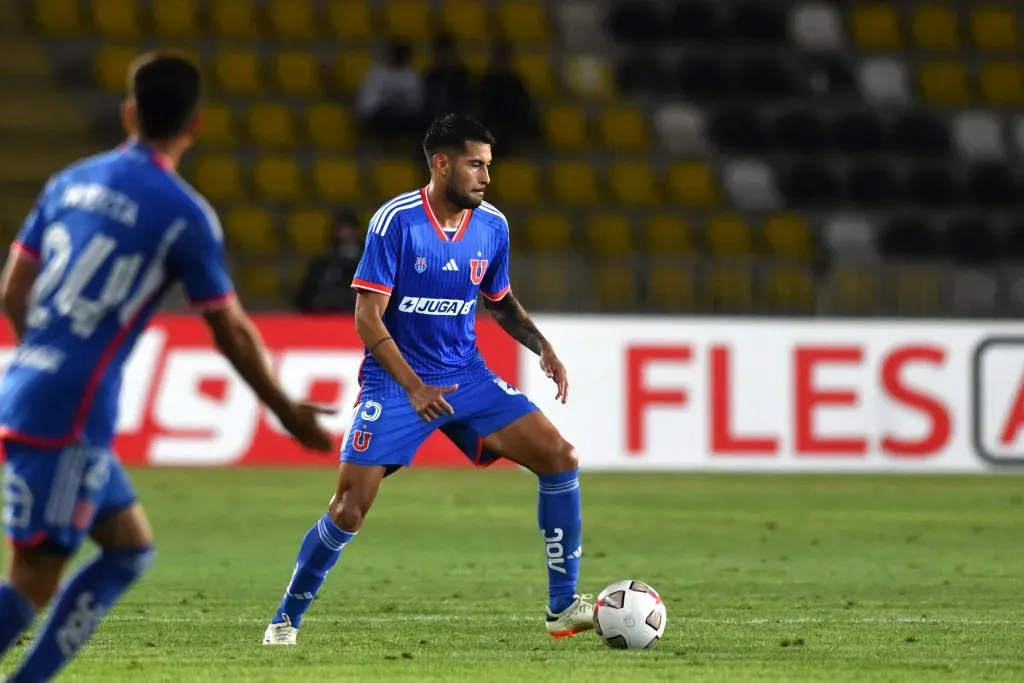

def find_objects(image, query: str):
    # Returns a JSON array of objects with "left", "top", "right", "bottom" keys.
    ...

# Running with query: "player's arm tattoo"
[{"left": 483, "top": 292, "right": 548, "bottom": 355}]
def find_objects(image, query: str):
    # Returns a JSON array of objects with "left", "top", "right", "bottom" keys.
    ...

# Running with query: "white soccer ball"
[{"left": 593, "top": 579, "right": 667, "bottom": 650}]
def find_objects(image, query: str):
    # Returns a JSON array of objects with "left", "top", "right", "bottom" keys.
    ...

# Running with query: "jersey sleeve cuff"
[
  {"left": 189, "top": 291, "right": 236, "bottom": 311},
  {"left": 480, "top": 284, "right": 511, "bottom": 302},
  {"left": 352, "top": 279, "right": 393, "bottom": 295},
  {"left": 11, "top": 242, "right": 39, "bottom": 263}
]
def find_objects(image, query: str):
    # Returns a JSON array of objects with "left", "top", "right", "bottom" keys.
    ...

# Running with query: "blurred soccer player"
[
  {"left": 0, "top": 53, "right": 334, "bottom": 681},
  {"left": 264, "top": 114, "right": 591, "bottom": 645}
]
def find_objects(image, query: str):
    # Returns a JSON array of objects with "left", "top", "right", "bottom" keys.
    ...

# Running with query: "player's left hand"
[{"left": 539, "top": 345, "right": 568, "bottom": 404}]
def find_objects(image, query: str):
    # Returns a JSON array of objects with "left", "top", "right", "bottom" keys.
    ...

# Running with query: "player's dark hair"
[
  {"left": 128, "top": 52, "right": 202, "bottom": 141},
  {"left": 422, "top": 114, "right": 496, "bottom": 164}
]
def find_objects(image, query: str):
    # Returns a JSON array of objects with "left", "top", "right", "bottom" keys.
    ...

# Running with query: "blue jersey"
[
  {"left": 351, "top": 188, "right": 511, "bottom": 397},
  {"left": 0, "top": 141, "right": 235, "bottom": 448}
]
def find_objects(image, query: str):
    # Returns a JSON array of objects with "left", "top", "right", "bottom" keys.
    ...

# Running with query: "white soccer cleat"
[
  {"left": 262, "top": 616, "right": 298, "bottom": 645},
  {"left": 545, "top": 594, "right": 595, "bottom": 639}
]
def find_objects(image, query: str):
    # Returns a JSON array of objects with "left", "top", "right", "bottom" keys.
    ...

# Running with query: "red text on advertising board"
[{"left": 626, "top": 343, "right": 952, "bottom": 458}]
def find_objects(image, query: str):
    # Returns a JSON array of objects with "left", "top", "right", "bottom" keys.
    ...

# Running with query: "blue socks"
[
  {"left": 273, "top": 515, "right": 356, "bottom": 627},
  {"left": 538, "top": 469, "right": 582, "bottom": 614},
  {"left": 0, "top": 584, "right": 36, "bottom": 658},
  {"left": 10, "top": 547, "right": 154, "bottom": 683}
]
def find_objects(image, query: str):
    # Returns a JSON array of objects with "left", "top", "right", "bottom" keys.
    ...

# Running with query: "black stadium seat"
[
  {"left": 710, "top": 106, "right": 768, "bottom": 153},
  {"left": 878, "top": 216, "right": 942, "bottom": 260},
  {"left": 730, "top": 0, "right": 787, "bottom": 45},
  {"left": 845, "top": 163, "right": 903, "bottom": 208},
  {"left": 892, "top": 112, "right": 951, "bottom": 157},
  {"left": 615, "top": 52, "right": 671, "bottom": 95},
  {"left": 966, "top": 162, "right": 1019, "bottom": 209},
  {"left": 734, "top": 55, "right": 801, "bottom": 100},
  {"left": 676, "top": 55, "right": 732, "bottom": 101},
  {"left": 947, "top": 216, "right": 999, "bottom": 265},
  {"left": 670, "top": 1, "right": 725, "bottom": 44},
  {"left": 834, "top": 110, "right": 890, "bottom": 156},
  {"left": 773, "top": 109, "right": 830, "bottom": 155},
  {"left": 606, "top": 0, "right": 666, "bottom": 43},
  {"left": 906, "top": 164, "right": 961, "bottom": 209},
  {"left": 783, "top": 162, "right": 839, "bottom": 207}
]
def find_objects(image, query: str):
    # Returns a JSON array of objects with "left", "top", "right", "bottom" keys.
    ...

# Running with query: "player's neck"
[
  {"left": 424, "top": 181, "right": 466, "bottom": 229},
  {"left": 134, "top": 136, "right": 184, "bottom": 171}
]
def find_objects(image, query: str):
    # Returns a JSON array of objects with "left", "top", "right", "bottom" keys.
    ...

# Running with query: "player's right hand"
[
  {"left": 408, "top": 383, "right": 458, "bottom": 422},
  {"left": 279, "top": 402, "right": 336, "bottom": 453}
]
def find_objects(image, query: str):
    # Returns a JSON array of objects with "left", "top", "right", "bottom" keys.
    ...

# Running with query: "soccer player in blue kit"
[
  {"left": 264, "top": 114, "right": 593, "bottom": 645},
  {"left": 0, "top": 53, "right": 334, "bottom": 681}
]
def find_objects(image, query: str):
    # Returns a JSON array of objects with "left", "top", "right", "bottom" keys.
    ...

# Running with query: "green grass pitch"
[{"left": 2, "top": 469, "right": 1023, "bottom": 682}]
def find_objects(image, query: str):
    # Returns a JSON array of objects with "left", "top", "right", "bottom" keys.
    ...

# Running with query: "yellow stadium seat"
[
  {"left": 584, "top": 215, "right": 633, "bottom": 255},
  {"left": 151, "top": 0, "right": 198, "bottom": 38},
  {"left": 91, "top": 0, "right": 139, "bottom": 37},
  {"left": 273, "top": 50, "right": 322, "bottom": 95},
  {"left": 252, "top": 156, "right": 303, "bottom": 203},
  {"left": 491, "top": 159, "right": 540, "bottom": 205},
  {"left": 971, "top": 6, "right": 1019, "bottom": 51},
  {"left": 512, "top": 52, "right": 556, "bottom": 98},
  {"left": 268, "top": 0, "right": 316, "bottom": 39},
  {"left": 333, "top": 51, "right": 374, "bottom": 94},
  {"left": 918, "top": 61, "right": 969, "bottom": 104},
  {"left": 566, "top": 57, "right": 614, "bottom": 99},
  {"left": 979, "top": 61, "right": 1024, "bottom": 104},
  {"left": 94, "top": 44, "right": 136, "bottom": 93},
  {"left": 199, "top": 103, "right": 236, "bottom": 147},
  {"left": 709, "top": 265, "right": 754, "bottom": 312},
  {"left": 608, "top": 162, "right": 658, "bottom": 205},
  {"left": 192, "top": 155, "right": 245, "bottom": 202},
  {"left": 372, "top": 160, "right": 423, "bottom": 199},
  {"left": 224, "top": 207, "right": 277, "bottom": 253},
  {"left": 645, "top": 215, "right": 692, "bottom": 253},
  {"left": 543, "top": 106, "right": 587, "bottom": 149},
  {"left": 526, "top": 213, "right": 573, "bottom": 251},
  {"left": 306, "top": 104, "right": 354, "bottom": 149},
  {"left": 666, "top": 162, "right": 718, "bottom": 207},
  {"left": 850, "top": 4, "right": 900, "bottom": 49},
  {"left": 383, "top": 0, "right": 432, "bottom": 40},
  {"left": 236, "top": 263, "right": 282, "bottom": 302},
  {"left": 208, "top": 0, "right": 259, "bottom": 37},
  {"left": 246, "top": 103, "right": 295, "bottom": 148},
  {"left": 442, "top": 0, "right": 488, "bottom": 40},
  {"left": 766, "top": 266, "right": 816, "bottom": 312},
  {"left": 212, "top": 48, "right": 262, "bottom": 95},
  {"left": 648, "top": 263, "right": 696, "bottom": 311},
  {"left": 528, "top": 259, "right": 575, "bottom": 309},
  {"left": 312, "top": 158, "right": 362, "bottom": 202},
  {"left": 827, "top": 266, "right": 876, "bottom": 314},
  {"left": 593, "top": 264, "right": 637, "bottom": 310},
  {"left": 287, "top": 211, "right": 331, "bottom": 255},
  {"left": 707, "top": 215, "right": 752, "bottom": 254},
  {"left": 326, "top": 0, "right": 374, "bottom": 38},
  {"left": 597, "top": 106, "right": 647, "bottom": 150},
  {"left": 550, "top": 161, "right": 599, "bottom": 205},
  {"left": 498, "top": 0, "right": 549, "bottom": 44},
  {"left": 35, "top": 0, "right": 80, "bottom": 35},
  {"left": 893, "top": 268, "right": 941, "bottom": 314},
  {"left": 763, "top": 215, "right": 812, "bottom": 258},
  {"left": 910, "top": 5, "right": 960, "bottom": 50}
]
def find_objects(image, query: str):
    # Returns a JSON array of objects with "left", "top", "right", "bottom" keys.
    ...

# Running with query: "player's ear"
[
  {"left": 431, "top": 152, "right": 449, "bottom": 176},
  {"left": 120, "top": 99, "right": 139, "bottom": 138}
]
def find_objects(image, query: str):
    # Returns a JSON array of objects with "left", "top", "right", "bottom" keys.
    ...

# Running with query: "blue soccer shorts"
[
  {"left": 340, "top": 374, "right": 538, "bottom": 469},
  {"left": 2, "top": 442, "right": 137, "bottom": 555}
]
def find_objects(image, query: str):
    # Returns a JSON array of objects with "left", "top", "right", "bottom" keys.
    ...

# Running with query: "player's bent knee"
[
  {"left": 327, "top": 494, "right": 368, "bottom": 533},
  {"left": 533, "top": 439, "right": 578, "bottom": 476},
  {"left": 100, "top": 546, "right": 156, "bottom": 582}
]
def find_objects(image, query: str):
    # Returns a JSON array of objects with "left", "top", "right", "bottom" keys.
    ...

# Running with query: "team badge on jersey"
[
  {"left": 469, "top": 258, "right": 488, "bottom": 285},
  {"left": 415, "top": 256, "right": 427, "bottom": 273}
]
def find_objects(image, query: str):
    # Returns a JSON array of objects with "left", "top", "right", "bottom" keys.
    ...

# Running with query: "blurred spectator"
[
  {"left": 423, "top": 34, "right": 474, "bottom": 120},
  {"left": 478, "top": 42, "right": 539, "bottom": 152},
  {"left": 293, "top": 209, "right": 364, "bottom": 314},
  {"left": 355, "top": 40, "right": 424, "bottom": 138}
]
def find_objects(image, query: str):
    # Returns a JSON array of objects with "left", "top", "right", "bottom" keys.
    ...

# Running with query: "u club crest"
[{"left": 414, "top": 256, "right": 427, "bottom": 273}]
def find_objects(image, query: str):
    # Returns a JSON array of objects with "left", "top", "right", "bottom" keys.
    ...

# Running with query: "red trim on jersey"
[
  {"left": 420, "top": 187, "right": 472, "bottom": 242},
  {"left": 189, "top": 291, "right": 236, "bottom": 311},
  {"left": 11, "top": 242, "right": 39, "bottom": 263},
  {"left": 351, "top": 279, "right": 393, "bottom": 295},
  {"left": 480, "top": 284, "right": 511, "bottom": 302},
  {"left": 9, "top": 530, "right": 47, "bottom": 550},
  {"left": 450, "top": 208, "right": 473, "bottom": 242},
  {"left": 0, "top": 288, "right": 166, "bottom": 448},
  {"left": 120, "top": 139, "right": 174, "bottom": 171}
]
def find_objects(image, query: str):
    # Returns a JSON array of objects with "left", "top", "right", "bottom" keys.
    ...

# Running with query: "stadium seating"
[{"left": 22, "top": 0, "right": 1024, "bottom": 313}]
